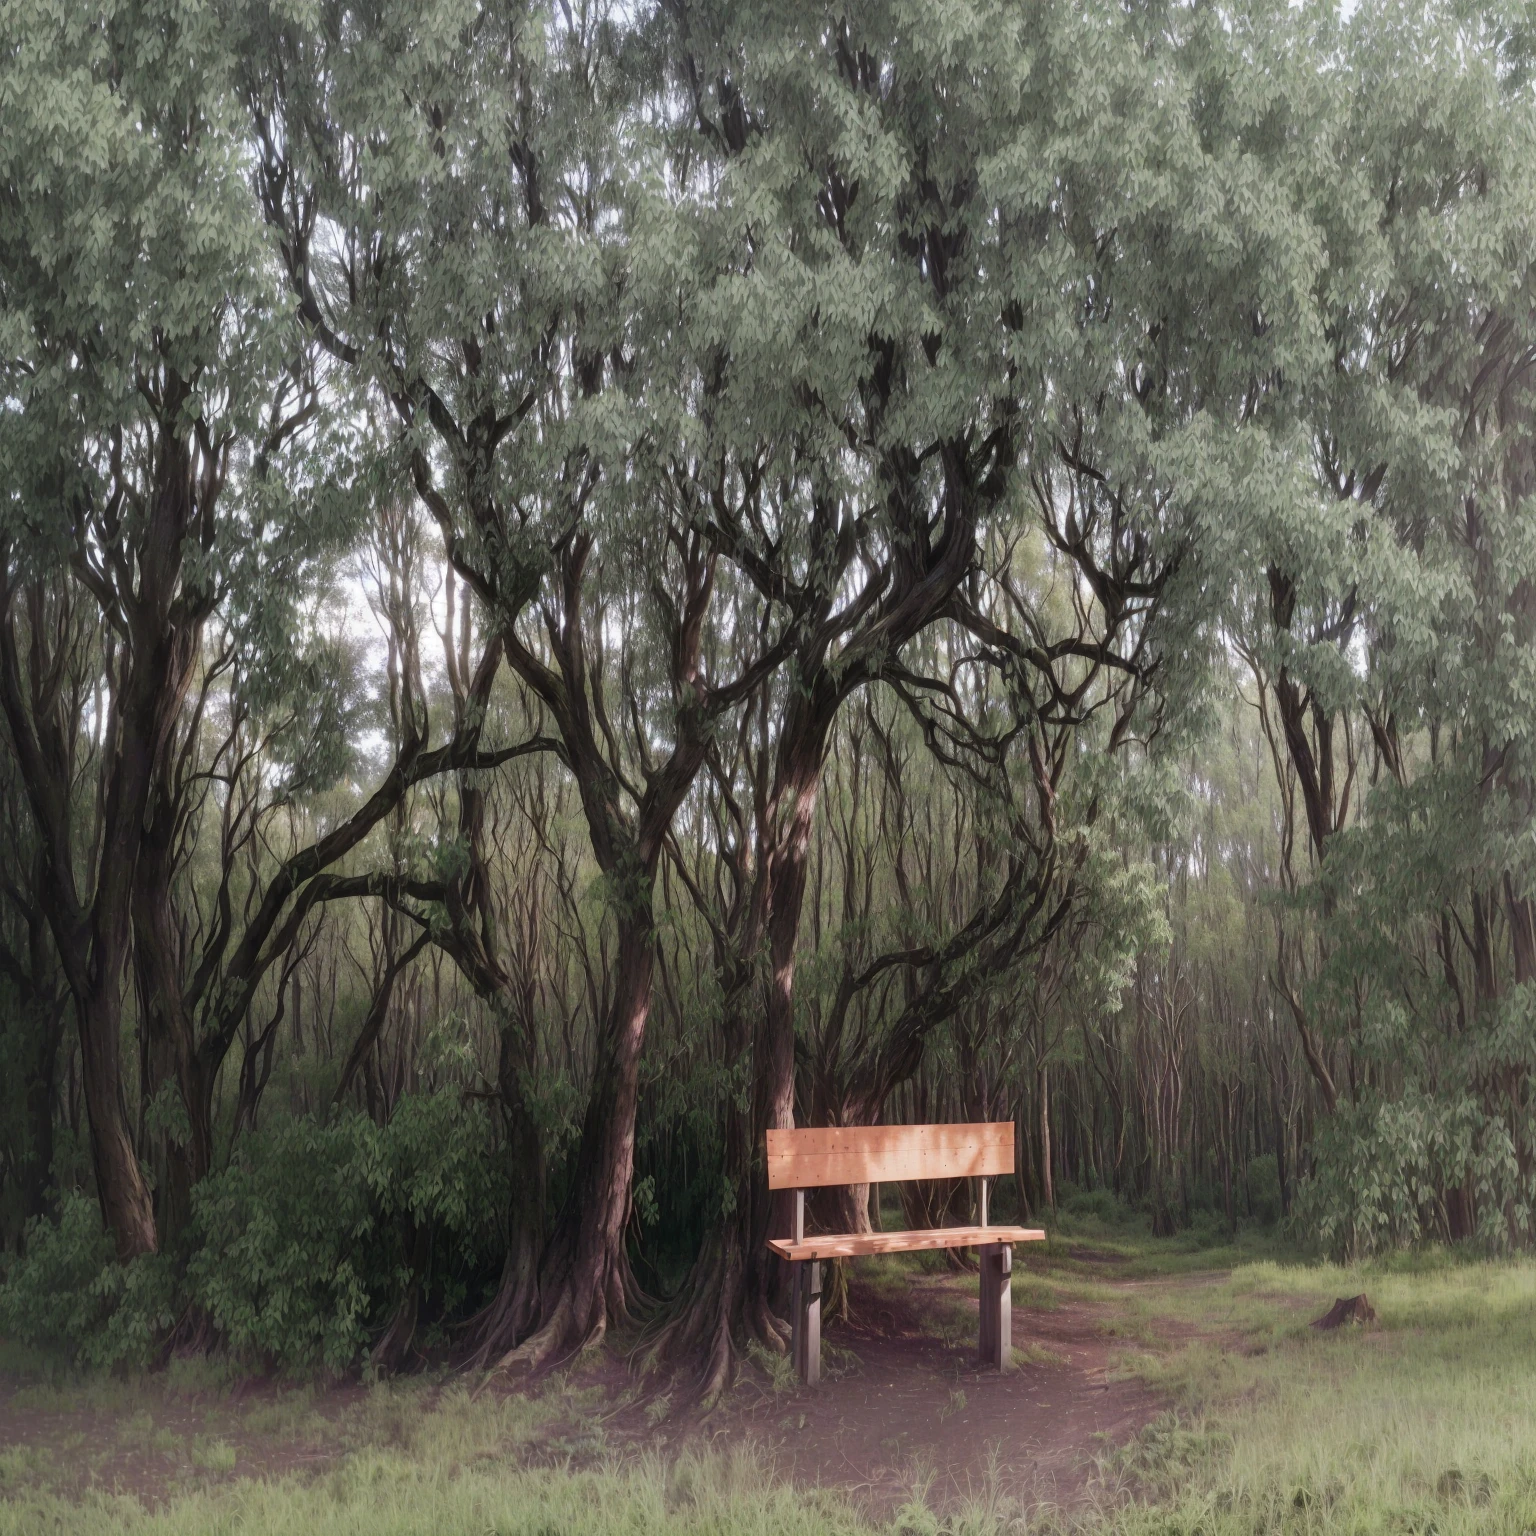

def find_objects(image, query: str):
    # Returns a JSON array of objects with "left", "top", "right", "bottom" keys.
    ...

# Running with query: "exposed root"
[
  {"left": 370, "top": 1287, "right": 420, "bottom": 1376},
  {"left": 636, "top": 1228, "right": 791, "bottom": 1408},
  {"left": 487, "top": 1294, "right": 575, "bottom": 1379},
  {"left": 607, "top": 1242, "right": 654, "bottom": 1331},
  {"left": 460, "top": 1246, "right": 540, "bottom": 1372},
  {"left": 748, "top": 1287, "right": 791, "bottom": 1353},
  {"left": 471, "top": 1283, "right": 622, "bottom": 1400}
]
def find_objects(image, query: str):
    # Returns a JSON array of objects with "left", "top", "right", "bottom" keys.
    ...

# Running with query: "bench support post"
[
  {"left": 978, "top": 1242, "right": 1012, "bottom": 1371},
  {"left": 792, "top": 1259, "right": 822, "bottom": 1385}
]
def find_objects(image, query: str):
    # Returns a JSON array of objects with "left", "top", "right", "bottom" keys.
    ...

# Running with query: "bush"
[
  {"left": 1, "top": 1095, "right": 507, "bottom": 1376},
  {"left": 1060, "top": 1184, "right": 1138, "bottom": 1226},
  {"left": 1296, "top": 1088, "right": 1527, "bottom": 1259},
  {"left": 189, "top": 1096, "right": 505, "bottom": 1373},
  {"left": 0, "top": 1192, "right": 176, "bottom": 1369},
  {"left": 188, "top": 1114, "right": 387, "bottom": 1373}
]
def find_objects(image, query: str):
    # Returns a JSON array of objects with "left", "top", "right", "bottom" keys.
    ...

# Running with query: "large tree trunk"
[
  {"left": 134, "top": 863, "right": 203, "bottom": 1245},
  {"left": 638, "top": 991, "right": 785, "bottom": 1400},
  {"left": 642, "top": 684, "right": 835, "bottom": 1395},
  {"left": 0, "top": 416, "right": 216, "bottom": 1265},
  {"left": 757, "top": 705, "right": 833, "bottom": 1303},
  {"left": 0, "top": 599, "right": 165, "bottom": 1263},
  {"left": 76, "top": 988, "right": 158, "bottom": 1261},
  {"left": 462, "top": 1012, "right": 548, "bottom": 1366},
  {"left": 494, "top": 913, "right": 655, "bottom": 1371}
]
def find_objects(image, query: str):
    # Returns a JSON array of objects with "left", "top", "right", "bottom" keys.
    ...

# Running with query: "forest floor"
[{"left": 1, "top": 1221, "right": 1534, "bottom": 1533}]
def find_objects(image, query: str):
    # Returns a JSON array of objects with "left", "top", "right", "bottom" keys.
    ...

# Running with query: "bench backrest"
[{"left": 766, "top": 1122, "right": 1013, "bottom": 1190}]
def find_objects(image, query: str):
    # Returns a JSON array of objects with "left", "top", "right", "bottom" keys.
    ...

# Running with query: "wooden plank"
[
  {"left": 766, "top": 1223, "right": 1044, "bottom": 1262},
  {"left": 766, "top": 1123, "right": 1014, "bottom": 1189}
]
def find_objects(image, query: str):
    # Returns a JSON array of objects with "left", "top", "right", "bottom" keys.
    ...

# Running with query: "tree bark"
[
  {"left": 1038, "top": 1063, "right": 1055, "bottom": 1213},
  {"left": 461, "top": 1022, "right": 546, "bottom": 1366},
  {"left": 7, "top": 992, "right": 66, "bottom": 1245},
  {"left": 496, "top": 912, "right": 655, "bottom": 1370}
]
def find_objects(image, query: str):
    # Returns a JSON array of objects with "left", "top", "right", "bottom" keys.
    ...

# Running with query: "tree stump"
[{"left": 1310, "top": 1293, "right": 1376, "bottom": 1329}]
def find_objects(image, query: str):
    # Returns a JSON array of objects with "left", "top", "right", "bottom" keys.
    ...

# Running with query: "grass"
[
  {"left": 1093, "top": 1253, "right": 1536, "bottom": 1534},
  {"left": 0, "top": 1448, "right": 877, "bottom": 1535},
  {"left": 1024, "top": 1210, "right": 1301, "bottom": 1281},
  {"left": 3, "top": 1232, "right": 1536, "bottom": 1534}
]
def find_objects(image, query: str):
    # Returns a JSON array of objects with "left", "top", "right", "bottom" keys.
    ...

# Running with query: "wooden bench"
[{"left": 765, "top": 1122, "right": 1044, "bottom": 1384}]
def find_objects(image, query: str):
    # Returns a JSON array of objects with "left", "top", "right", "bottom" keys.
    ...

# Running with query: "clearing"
[{"left": 1, "top": 1228, "right": 1534, "bottom": 1535}]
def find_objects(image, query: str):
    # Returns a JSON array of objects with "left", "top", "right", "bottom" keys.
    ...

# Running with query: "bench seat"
[{"left": 768, "top": 1223, "right": 1044, "bottom": 1263}]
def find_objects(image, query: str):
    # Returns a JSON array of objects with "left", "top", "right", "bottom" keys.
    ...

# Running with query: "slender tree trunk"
[{"left": 1038, "top": 1063, "right": 1055, "bottom": 1212}]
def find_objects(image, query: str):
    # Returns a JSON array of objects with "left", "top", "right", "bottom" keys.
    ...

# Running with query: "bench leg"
[
  {"left": 792, "top": 1259, "right": 821, "bottom": 1385},
  {"left": 979, "top": 1243, "right": 1012, "bottom": 1371}
]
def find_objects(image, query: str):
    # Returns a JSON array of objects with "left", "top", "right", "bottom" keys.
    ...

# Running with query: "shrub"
[
  {"left": 0, "top": 1192, "right": 176, "bottom": 1369},
  {"left": 188, "top": 1096, "right": 506, "bottom": 1372},
  {"left": 1, "top": 1096, "right": 507, "bottom": 1375},
  {"left": 187, "top": 1114, "right": 387, "bottom": 1373},
  {"left": 371, "top": 1092, "right": 507, "bottom": 1330},
  {"left": 1061, "top": 1184, "right": 1136, "bottom": 1226},
  {"left": 1296, "top": 1088, "right": 1527, "bottom": 1259}
]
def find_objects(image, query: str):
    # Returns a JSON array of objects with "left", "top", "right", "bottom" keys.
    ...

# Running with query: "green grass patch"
[
  {"left": 1085, "top": 1253, "right": 1536, "bottom": 1534},
  {"left": 0, "top": 1448, "right": 878, "bottom": 1536}
]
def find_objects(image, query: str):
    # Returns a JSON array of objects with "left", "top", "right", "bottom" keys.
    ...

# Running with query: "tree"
[
  {"left": 1234, "top": 0, "right": 1536, "bottom": 1251},
  {"left": 642, "top": 0, "right": 1333, "bottom": 1389},
  {"left": 0, "top": 0, "right": 303, "bottom": 1258}
]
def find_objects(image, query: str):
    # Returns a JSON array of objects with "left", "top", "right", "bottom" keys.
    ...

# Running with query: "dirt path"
[
  {"left": 678, "top": 1266, "right": 1169, "bottom": 1512},
  {"left": 0, "top": 1255, "right": 1210, "bottom": 1514}
]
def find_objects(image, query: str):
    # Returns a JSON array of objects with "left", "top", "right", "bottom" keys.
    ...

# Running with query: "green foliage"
[
  {"left": 0, "top": 0, "right": 297, "bottom": 550},
  {"left": 187, "top": 1115, "right": 385, "bottom": 1372},
  {"left": 0, "top": 1098, "right": 505, "bottom": 1375},
  {"left": 0, "top": 1195, "right": 176, "bottom": 1370},
  {"left": 1297, "top": 1090, "right": 1526, "bottom": 1261},
  {"left": 189, "top": 1098, "right": 505, "bottom": 1371}
]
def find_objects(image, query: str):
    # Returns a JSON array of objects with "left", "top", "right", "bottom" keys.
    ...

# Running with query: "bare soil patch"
[{"left": 683, "top": 1268, "right": 1165, "bottom": 1513}]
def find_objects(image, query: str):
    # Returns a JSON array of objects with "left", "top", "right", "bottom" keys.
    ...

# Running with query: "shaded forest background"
[{"left": 1, "top": 0, "right": 1534, "bottom": 1395}]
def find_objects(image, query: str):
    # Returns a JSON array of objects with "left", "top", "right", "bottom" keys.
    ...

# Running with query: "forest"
[{"left": 1, "top": 0, "right": 1534, "bottom": 1418}]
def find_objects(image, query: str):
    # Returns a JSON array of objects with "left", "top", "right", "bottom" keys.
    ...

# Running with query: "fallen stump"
[{"left": 1311, "top": 1293, "right": 1376, "bottom": 1329}]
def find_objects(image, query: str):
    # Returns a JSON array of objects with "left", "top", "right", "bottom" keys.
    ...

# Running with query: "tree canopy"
[{"left": 1, "top": 0, "right": 1534, "bottom": 1389}]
